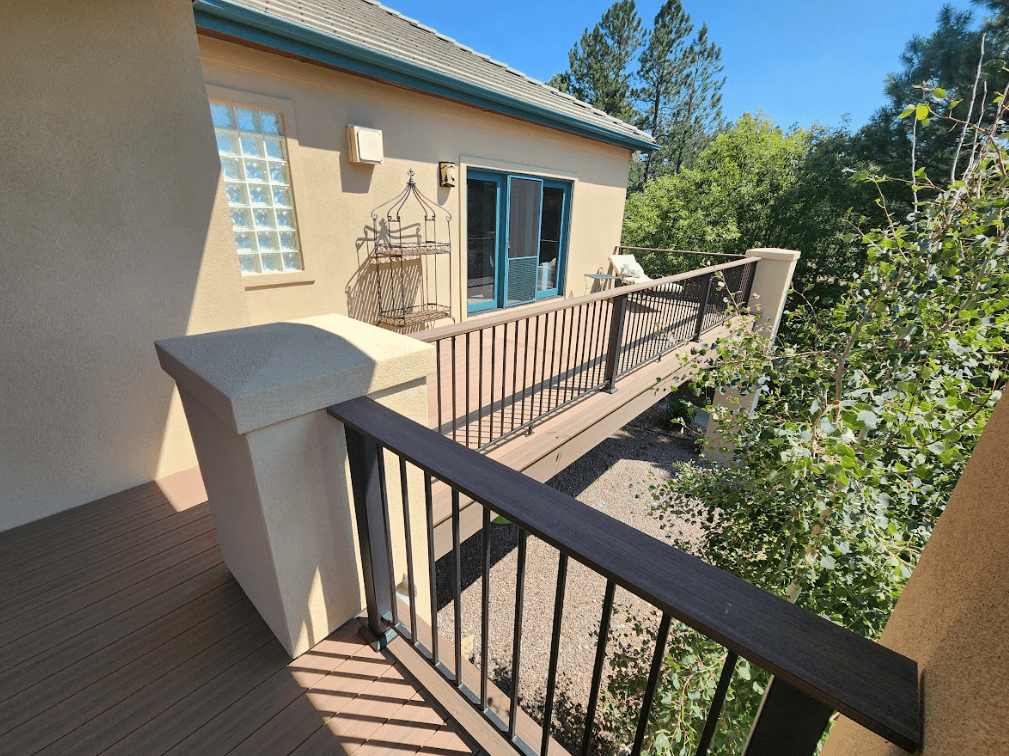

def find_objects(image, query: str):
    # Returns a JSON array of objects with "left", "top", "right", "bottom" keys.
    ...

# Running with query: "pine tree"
[
  {"left": 548, "top": 0, "right": 644, "bottom": 122},
  {"left": 635, "top": 0, "right": 694, "bottom": 185},
  {"left": 664, "top": 25, "right": 725, "bottom": 174}
]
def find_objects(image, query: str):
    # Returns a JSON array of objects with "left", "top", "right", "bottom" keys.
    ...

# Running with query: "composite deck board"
[
  {"left": 0, "top": 493, "right": 198, "bottom": 578},
  {"left": 0, "top": 476, "right": 475, "bottom": 756},
  {"left": 0, "top": 509, "right": 215, "bottom": 613},
  {"left": 0, "top": 526, "right": 219, "bottom": 641},
  {"left": 0, "top": 580, "right": 249, "bottom": 733},
  {"left": 0, "top": 563, "right": 234, "bottom": 697}
]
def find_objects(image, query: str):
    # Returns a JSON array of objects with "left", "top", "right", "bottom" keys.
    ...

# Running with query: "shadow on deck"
[{"left": 0, "top": 468, "right": 477, "bottom": 756}]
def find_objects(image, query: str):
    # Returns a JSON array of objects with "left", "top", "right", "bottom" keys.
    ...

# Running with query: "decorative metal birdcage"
[{"left": 371, "top": 170, "right": 454, "bottom": 332}]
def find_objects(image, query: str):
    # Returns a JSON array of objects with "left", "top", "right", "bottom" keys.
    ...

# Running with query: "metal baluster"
[
  {"left": 375, "top": 448, "right": 398, "bottom": 628},
  {"left": 451, "top": 335, "right": 458, "bottom": 442},
  {"left": 522, "top": 317, "right": 532, "bottom": 427},
  {"left": 630, "top": 612, "right": 672, "bottom": 756},
  {"left": 541, "top": 553, "right": 569, "bottom": 756},
  {"left": 528, "top": 314, "right": 541, "bottom": 430},
  {"left": 480, "top": 507, "right": 492, "bottom": 709},
  {"left": 695, "top": 651, "right": 738, "bottom": 756},
  {"left": 508, "top": 529, "right": 528, "bottom": 740},
  {"left": 694, "top": 274, "right": 714, "bottom": 341},
  {"left": 452, "top": 489, "right": 463, "bottom": 689},
  {"left": 580, "top": 580, "right": 615, "bottom": 756},
  {"left": 465, "top": 331, "right": 471, "bottom": 448},
  {"left": 399, "top": 458, "right": 418, "bottom": 642},
  {"left": 548, "top": 306, "right": 565, "bottom": 413},
  {"left": 511, "top": 320, "right": 520, "bottom": 433},
  {"left": 489, "top": 324, "right": 497, "bottom": 447},
  {"left": 424, "top": 473, "right": 439, "bottom": 664},
  {"left": 344, "top": 427, "right": 394, "bottom": 646},
  {"left": 475, "top": 329, "right": 482, "bottom": 448},
  {"left": 436, "top": 340, "right": 444, "bottom": 435},
  {"left": 602, "top": 295, "right": 628, "bottom": 392}
]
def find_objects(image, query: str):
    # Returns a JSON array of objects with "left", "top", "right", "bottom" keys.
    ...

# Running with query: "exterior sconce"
[{"left": 439, "top": 161, "right": 457, "bottom": 187}]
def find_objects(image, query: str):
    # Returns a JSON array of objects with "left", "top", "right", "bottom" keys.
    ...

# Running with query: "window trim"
[
  {"left": 464, "top": 167, "right": 571, "bottom": 315},
  {"left": 206, "top": 85, "right": 315, "bottom": 290}
]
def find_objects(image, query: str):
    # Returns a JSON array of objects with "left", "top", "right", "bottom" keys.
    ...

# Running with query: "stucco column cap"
[
  {"left": 745, "top": 247, "right": 801, "bottom": 262},
  {"left": 156, "top": 313, "right": 435, "bottom": 435}
]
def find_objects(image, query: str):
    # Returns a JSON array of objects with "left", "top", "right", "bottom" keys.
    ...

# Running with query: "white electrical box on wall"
[{"left": 346, "top": 125, "right": 384, "bottom": 164}]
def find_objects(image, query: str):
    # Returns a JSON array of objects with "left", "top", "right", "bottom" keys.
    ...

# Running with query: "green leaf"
[
  {"left": 916, "top": 103, "right": 929, "bottom": 120},
  {"left": 933, "top": 86, "right": 946, "bottom": 99},
  {"left": 821, "top": 556, "right": 836, "bottom": 570},
  {"left": 898, "top": 105, "right": 915, "bottom": 119}
]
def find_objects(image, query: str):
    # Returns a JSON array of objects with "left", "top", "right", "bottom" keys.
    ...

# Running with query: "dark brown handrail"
[
  {"left": 616, "top": 244, "right": 746, "bottom": 259},
  {"left": 330, "top": 395, "right": 921, "bottom": 753},
  {"left": 412, "top": 257, "right": 756, "bottom": 343},
  {"left": 413, "top": 257, "right": 757, "bottom": 450}
]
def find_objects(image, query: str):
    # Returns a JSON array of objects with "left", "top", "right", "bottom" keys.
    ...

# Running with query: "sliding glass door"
[{"left": 466, "top": 168, "right": 570, "bottom": 314}]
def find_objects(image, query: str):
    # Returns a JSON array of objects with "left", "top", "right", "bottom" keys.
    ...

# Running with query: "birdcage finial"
[{"left": 407, "top": 168, "right": 416, "bottom": 186}]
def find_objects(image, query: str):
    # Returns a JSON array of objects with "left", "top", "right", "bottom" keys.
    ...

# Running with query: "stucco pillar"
[
  {"left": 703, "top": 248, "right": 800, "bottom": 464},
  {"left": 156, "top": 314, "right": 435, "bottom": 658}
]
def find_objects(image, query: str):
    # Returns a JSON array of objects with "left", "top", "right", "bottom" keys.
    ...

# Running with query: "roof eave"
[{"left": 192, "top": 0, "right": 659, "bottom": 154}]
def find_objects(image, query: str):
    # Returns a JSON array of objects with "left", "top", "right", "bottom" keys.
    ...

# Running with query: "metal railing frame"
[
  {"left": 330, "top": 396, "right": 921, "bottom": 756},
  {"left": 416, "top": 257, "right": 757, "bottom": 449}
]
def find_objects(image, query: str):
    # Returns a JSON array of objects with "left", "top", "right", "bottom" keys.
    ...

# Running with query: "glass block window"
[{"left": 210, "top": 101, "right": 304, "bottom": 274}]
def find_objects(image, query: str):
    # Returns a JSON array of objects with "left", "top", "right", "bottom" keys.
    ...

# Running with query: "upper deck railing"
[
  {"left": 413, "top": 256, "right": 757, "bottom": 450},
  {"left": 330, "top": 395, "right": 921, "bottom": 756}
]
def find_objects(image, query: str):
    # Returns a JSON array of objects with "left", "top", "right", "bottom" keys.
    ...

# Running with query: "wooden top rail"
[
  {"left": 329, "top": 395, "right": 921, "bottom": 753},
  {"left": 413, "top": 256, "right": 757, "bottom": 343},
  {"left": 616, "top": 245, "right": 745, "bottom": 259}
]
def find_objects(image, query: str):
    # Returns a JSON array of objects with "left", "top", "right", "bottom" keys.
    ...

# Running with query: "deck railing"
[
  {"left": 330, "top": 396, "right": 920, "bottom": 756},
  {"left": 414, "top": 257, "right": 757, "bottom": 450}
]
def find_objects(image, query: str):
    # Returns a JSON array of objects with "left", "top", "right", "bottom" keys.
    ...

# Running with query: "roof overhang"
[{"left": 192, "top": 0, "right": 659, "bottom": 154}]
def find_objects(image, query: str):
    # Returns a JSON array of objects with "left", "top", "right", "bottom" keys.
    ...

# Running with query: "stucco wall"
[
  {"left": 0, "top": 0, "right": 250, "bottom": 531},
  {"left": 197, "top": 34, "right": 634, "bottom": 328},
  {"left": 821, "top": 394, "right": 1009, "bottom": 755}
]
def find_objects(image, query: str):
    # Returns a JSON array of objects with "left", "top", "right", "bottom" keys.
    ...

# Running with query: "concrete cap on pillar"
[
  {"left": 155, "top": 314, "right": 435, "bottom": 435},
  {"left": 745, "top": 248, "right": 801, "bottom": 262}
]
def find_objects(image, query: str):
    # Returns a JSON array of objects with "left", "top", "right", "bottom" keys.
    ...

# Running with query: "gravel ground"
[{"left": 434, "top": 401, "right": 714, "bottom": 753}]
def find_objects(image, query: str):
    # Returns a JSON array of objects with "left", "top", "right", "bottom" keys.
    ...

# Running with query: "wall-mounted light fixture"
[
  {"left": 439, "top": 161, "right": 457, "bottom": 187},
  {"left": 346, "top": 125, "right": 384, "bottom": 164}
]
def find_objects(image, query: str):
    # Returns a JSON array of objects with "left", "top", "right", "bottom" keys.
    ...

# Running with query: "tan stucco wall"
[
  {"left": 0, "top": 0, "right": 250, "bottom": 531},
  {"left": 821, "top": 393, "right": 1009, "bottom": 755},
  {"left": 197, "top": 34, "right": 633, "bottom": 328}
]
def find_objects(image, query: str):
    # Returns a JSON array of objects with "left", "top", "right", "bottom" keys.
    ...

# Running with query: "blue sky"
[{"left": 385, "top": 0, "right": 983, "bottom": 131}]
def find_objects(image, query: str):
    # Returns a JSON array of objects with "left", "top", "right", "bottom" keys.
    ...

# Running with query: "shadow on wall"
[{"left": 346, "top": 219, "right": 424, "bottom": 328}]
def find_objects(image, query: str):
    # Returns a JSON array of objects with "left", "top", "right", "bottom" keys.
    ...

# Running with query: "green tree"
[
  {"left": 609, "top": 74, "right": 1009, "bottom": 755},
  {"left": 663, "top": 24, "right": 725, "bottom": 174},
  {"left": 622, "top": 113, "right": 868, "bottom": 292},
  {"left": 633, "top": 0, "right": 694, "bottom": 186},
  {"left": 854, "top": 3, "right": 1007, "bottom": 202},
  {"left": 548, "top": 0, "right": 645, "bottom": 122}
]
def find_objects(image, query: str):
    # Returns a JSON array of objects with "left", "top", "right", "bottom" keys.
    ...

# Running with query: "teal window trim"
[
  {"left": 466, "top": 170, "right": 505, "bottom": 314},
  {"left": 536, "top": 177, "right": 571, "bottom": 302},
  {"left": 192, "top": 0, "right": 658, "bottom": 154},
  {"left": 466, "top": 168, "right": 571, "bottom": 314}
]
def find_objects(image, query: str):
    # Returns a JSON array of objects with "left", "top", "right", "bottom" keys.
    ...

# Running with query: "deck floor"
[{"left": 0, "top": 469, "right": 477, "bottom": 756}]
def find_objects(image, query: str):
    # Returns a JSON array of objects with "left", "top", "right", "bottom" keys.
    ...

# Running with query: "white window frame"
[{"left": 206, "top": 85, "right": 314, "bottom": 290}]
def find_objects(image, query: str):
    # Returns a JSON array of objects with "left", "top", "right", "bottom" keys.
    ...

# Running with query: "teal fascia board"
[{"left": 193, "top": 0, "right": 658, "bottom": 154}]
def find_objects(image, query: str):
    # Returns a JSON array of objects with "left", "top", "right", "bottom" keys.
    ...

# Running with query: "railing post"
[
  {"left": 693, "top": 273, "right": 714, "bottom": 341},
  {"left": 344, "top": 426, "right": 397, "bottom": 649},
  {"left": 742, "top": 676, "right": 833, "bottom": 756},
  {"left": 602, "top": 292, "right": 629, "bottom": 392}
]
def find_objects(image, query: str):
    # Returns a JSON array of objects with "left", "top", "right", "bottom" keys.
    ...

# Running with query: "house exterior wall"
[
  {"left": 197, "top": 34, "right": 634, "bottom": 328},
  {"left": 821, "top": 393, "right": 1009, "bottom": 755},
  {"left": 0, "top": 3, "right": 633, "bottom": 533},
  {"left": 0, "top": 0, "right": 250, "bottom": 531}
]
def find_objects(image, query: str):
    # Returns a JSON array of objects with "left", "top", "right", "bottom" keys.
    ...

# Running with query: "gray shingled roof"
[{"left": 202, "top": 0, "right": 656, "bottom": 151}]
